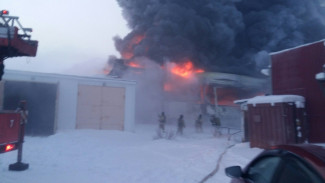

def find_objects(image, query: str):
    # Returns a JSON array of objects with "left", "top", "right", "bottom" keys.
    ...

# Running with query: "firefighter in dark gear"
[
  {"left": 177, "top": 114, "right": 185, "bottom": 135},
  {"left": 16, "top": 100, "right": 28, "bottom": 124},
  {"left": 195, "top": 114, "right": 203, "bottom": 133},
  {"left": 158, "top": 112, "right": 166, "bottom": 132},
  {"left": 210, "top": 115, "right": 221, "bottom": 136}
]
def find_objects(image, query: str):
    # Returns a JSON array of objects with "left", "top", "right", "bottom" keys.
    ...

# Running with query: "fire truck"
[{"left": 0, "top": 10, "right": 38, "bottom": 171}]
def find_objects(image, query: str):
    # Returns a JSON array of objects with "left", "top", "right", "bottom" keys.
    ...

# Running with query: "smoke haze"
[{"left": 114, "top": 0, "right": 325, "bottom": 76}]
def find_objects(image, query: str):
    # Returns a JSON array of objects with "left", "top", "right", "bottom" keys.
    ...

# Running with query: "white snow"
[
  {"left": 316, "top": 72, "right": 325, "bottom": 80},
  {"left": 270, "top": 39, "right": 325, "bottom": 55},
  {"left": 0, "top": 124, "right": 262, "bottom": 183},
  {"left": 315, "top": 64, "right": 325, "bottom": 80},
  {"left": 246, "top": 95, "right": 305, "bottom": 108}
]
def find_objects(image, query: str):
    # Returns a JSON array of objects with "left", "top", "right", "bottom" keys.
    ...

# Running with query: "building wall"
[
  {"left": 271, "top": 40, "right": 325, "bottom": 142},
  {"left": 2, "top": 70, "right": 136, "bottom": 133},
  {"left": 57, "top": 79, "right": 78, "bottom": 130}
]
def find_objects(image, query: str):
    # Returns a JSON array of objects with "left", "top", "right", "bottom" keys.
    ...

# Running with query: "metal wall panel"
[{"left": 271, "top": 40, "right": 325, "bottom": 142}]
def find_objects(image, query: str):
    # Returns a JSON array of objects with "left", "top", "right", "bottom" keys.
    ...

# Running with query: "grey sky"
[{"left": 3, "top": 0, "right": 129, "bottom": 75}]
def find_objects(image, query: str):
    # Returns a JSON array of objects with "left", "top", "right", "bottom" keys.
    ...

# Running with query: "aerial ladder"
[
  {"left": 0, "top": 10, "right": 38, "bottom": 79},
  {"left": 0, "top": 10, "right": 38, "bottom": 171}
]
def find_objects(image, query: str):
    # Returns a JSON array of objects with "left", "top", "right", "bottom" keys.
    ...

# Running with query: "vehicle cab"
[{"left": 225, "top": 144, "right": 325, "bottom": 183}]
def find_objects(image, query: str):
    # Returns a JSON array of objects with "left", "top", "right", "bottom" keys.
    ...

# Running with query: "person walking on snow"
[
  {"left": 177, "top": 114, "right": 185, "bottom": 135},
  {"left": 195, "top": 114, "right": 203, "bottom": 133},
  {"left": 158, "top": 112, "right": 166, "bottom": 132},
  {"left": 210, "top": 114, "right": 221, "bottom": 137}
]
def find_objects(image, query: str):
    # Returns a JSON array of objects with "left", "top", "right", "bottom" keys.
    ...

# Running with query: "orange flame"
[
  {"left": 127, "top": 61, "right": 144, "bottom": 68},
  {"left": 196, "top": 69, "right": 204, "bottom": 73},
  {"left": 170, "top": 61, "right": 204, "bottom": 78},
  {"left": 122, "top": 52, "right": 134, "bottom": 60},
  {"left": 121, "top": 34, "right": 145, "bottom": 60}
]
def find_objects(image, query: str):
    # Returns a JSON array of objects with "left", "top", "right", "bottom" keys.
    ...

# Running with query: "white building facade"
[{"left": 1, "top": 70, "right": 136, "bottom": 134}]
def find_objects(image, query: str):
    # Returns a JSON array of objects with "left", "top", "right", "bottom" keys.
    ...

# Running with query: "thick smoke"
[{"left": 114, "top": 0, "right": 325, "bottom": 76}]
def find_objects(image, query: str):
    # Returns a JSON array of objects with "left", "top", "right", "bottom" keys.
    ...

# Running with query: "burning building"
[
  {"left": 105, "top": 0, "right": 325, "bottom": 128},
  {"left": 107, "top": 57, "right": 267, "bottom": 129}
]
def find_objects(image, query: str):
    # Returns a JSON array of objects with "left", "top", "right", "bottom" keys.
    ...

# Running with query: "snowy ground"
[{"left": 0, "top": 124, "right": 262, "bottom": 183}]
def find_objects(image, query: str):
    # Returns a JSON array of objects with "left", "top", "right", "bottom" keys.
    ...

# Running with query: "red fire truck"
[{"left": 0, "top": 10, "right": 38, "bottom": 170}]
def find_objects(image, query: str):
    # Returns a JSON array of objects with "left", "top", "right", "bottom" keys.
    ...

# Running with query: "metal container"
[{"left": 245, "top": 95, "right": 307, "bottom": 149}]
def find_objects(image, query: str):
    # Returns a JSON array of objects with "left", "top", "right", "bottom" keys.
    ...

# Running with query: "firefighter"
[
  {"left": 177, "top": 114, "right": 185, "bottom": 135},
  {"left": 0, "top": 60, "right": 4, "bottom": 81},
  {"left": 16, "top": 100, "right": 28, "bottom": 124},
  {"left": 210, "top": 114, "right": 221, "bottom": 136},
  {"left": 195, "top": 114, "right": 203, "bottom": 133},
  {"left": 158, "top": 112, "right": 166, "bottom": 132}
]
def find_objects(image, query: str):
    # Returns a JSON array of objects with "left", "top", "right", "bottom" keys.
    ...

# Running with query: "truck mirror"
[{"left": 225, "top": 166, "right": 243, "bottom": 178}]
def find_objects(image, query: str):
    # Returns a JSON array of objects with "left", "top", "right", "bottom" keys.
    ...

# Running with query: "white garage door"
[{"left": 76, "top": 84, "right": 125, "bottom": 130}]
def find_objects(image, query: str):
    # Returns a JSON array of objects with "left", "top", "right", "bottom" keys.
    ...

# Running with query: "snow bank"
[
  {"left": 246, "top": 95, "right": 305, "bottom": 108},
  {"left": 316, "top": 72, "right": 325, "bottom": 80}
]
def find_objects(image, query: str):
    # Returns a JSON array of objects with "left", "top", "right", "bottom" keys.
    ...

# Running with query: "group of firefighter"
[{"left": 158, "top": 112, "right": 221, "bottom": 136}]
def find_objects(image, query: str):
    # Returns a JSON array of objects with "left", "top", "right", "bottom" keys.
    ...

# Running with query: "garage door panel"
[
  {"left": 3, "top": 81, "right": 58, "bottom": 135},
  {"left": 102, "top": 87, "right": 125, "bottom": 96},
  {"left": 101, "top": 105, "right": 124, "bottom": 130},
  {"left": 77, "top": 116, "right": 100, "bottom": 124},
  {"left": 78, "top": 95, "right": 101, "bottom": 105},
  {"left": 102, "top": 98, "right": 125, "bottom": 107},
  {"left": 101, "top": 115, "right": 123, "bottom": 123},
  {"left": 101, "top": 123, "right": 123, "bottom": 130},
  {"left": 76, "top": 122, "right": 100, "bottom": 130},
  {"left": 76, "top": 117, "right": 101, "bottom": 129},
  {"left": 102, "top": 87, "right": 125, "bottom": 106},
  {"left": 76, "top": 84, "right": 125, "bottom": 130},
  {"left": 77, "top": 119, "right": 98, "bottom": 125},
  {"left": 78, "top": 85, "right": 101, "bottom": 105},
  {"left": 102, "top": 106, "right": 124, "bottom": 115},
  {"left": 102, "top": 94, "right": 124, "bottom": 104},
  {"left": 77, "top": 105, "right": 101, "bottom": 120},
  {"left": 102, "top": 107, "right": 124, "bottom": 120}
]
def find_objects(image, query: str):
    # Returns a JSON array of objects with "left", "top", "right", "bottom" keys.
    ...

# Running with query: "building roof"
[
  {"left": 197, "top": 72, "right": 267, "bottom": 89},
  {"left": 3, "top": 69, "right": 136, "bottom": 86},
  {"left": 270, "top": 39, "right": 325, "bottom": 56},
  {"left": 246, "top": 95, "right": 305, "bottom": 108}
]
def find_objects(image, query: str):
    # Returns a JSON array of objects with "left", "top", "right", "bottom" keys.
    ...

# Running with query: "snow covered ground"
[{"left": 0, "top": 124, "right": 262, "bottom": 183}]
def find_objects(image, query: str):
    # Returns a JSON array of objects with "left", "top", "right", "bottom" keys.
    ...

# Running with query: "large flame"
[
  {"left": 162, "top": 60, "right": 204, "bottom": 92},
  {"left": 127, "top": 61, "right": 144, "bottom": 68},
  {"left": 170, "top": 60, "right": 204, "bottom": 78},
  {"left": 121, "top": 34, "right": 145, "bottom": 60}
]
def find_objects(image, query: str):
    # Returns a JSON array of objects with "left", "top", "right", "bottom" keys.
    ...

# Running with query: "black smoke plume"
[{"left": 113, "top": 0, "right": 325, "bottom": 76}]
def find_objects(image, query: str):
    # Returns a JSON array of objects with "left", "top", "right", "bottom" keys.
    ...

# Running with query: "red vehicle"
[
  {"left": 0, "top": 10, "right": 38, "bottom": 171},
  {"left": 0, "top": 111, "right": 21, "bottom": 153},
  {"left": 225, "top": 144, "right": 325, "bottom": 183}
]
